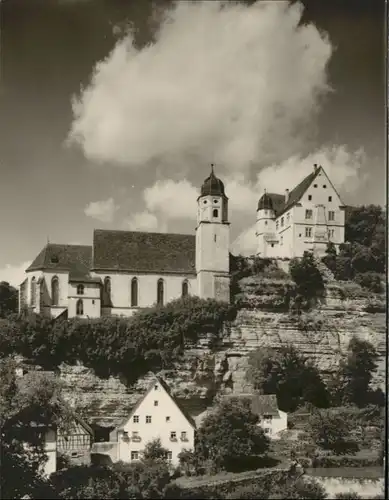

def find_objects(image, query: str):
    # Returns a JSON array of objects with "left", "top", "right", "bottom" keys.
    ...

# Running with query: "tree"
[
  {"left": 322, "top": 242, "right": 337, "bottom": 274},
  {"left": 246, "top": 346, "right": 329, "bottom": 412},
  {"left": 334, "top": 337, "right": 379, "bottom": 407},
  {"left": 0, "top": 359, "right": 69, "bottom": 499},
  {"left": 141, "top": 438, "right": 170, "bottom": 463},
  {"left": 195, "top": 397, "right": 270, "bottom": 471},
  {"left": 289, "top": 252, "right": 325, "bottom": 310},
  {"left": 0, "top": 280, "right": 18, "bottom": 318},
  {"left": 306, "top": 409, "right": 358, "bottom": 455}
]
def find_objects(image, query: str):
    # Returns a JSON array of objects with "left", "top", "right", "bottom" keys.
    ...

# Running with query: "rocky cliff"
[{"left": 57, "top": 276, "right": 385, "bottom": 428}]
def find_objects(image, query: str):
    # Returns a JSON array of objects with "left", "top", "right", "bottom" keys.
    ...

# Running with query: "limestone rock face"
[{"left": 58, "top": 280, "right": 385, "bottom": 428}]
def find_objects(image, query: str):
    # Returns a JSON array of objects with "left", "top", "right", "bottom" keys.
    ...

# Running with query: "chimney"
[
  {"left": 285, "top": 189, "right": 289, "bottom": 203},
  {"left": 313, "top": 163, "right": 318, "bottom": 172}
]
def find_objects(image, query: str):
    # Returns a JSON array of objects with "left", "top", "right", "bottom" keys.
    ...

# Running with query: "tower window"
[
  {"left": 305, "top": 227, "right": 312, "bottom": 238},
  {"left": 213, "top": 209, "right": 219, "bottom": 217},
  {"left": 328, "top": 196, "right": 332, "bottom": 202},
  {"left": 51, "top": 276, "right": 59, "bottom": 306},
  {"left": 213, "top": 199, "right": 218, "bottom": 204},
  {"left": 131, "top": 277, "right": 138, "bottom": 307},
  {"left": 203, "top": 200, "right": 207, "bottom": 205},
  {"left": 308, "top": 195, "right": 312, "bottom": 201},
  {"left": 182, "top": 280, "right": 189, "bottom": 298},
  {"left": 157, "top": 279, "right": 164, "bottom": 306},
  {"left": 265, "top": 221, "right": 268, "bottom": 225},
  {"left": 76, "top": 299, "right": 83, "bottom": 316},
  {"left": 77, "top": 284, "right": 84, "bottom": 295},
  {"left": 328, "top": 211, "right": 335, "bottom": 221},
  {"left": 305, "top": 209, "right": 313, "bottom": 219},
  {"left": 214, "top": 235, "right": 216, "bottom": 242}
]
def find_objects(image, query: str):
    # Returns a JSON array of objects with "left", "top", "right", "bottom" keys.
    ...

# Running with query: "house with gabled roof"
[
  {"left": 256, "top": 164, "right": 346, "bottom": 258},
  {"left": 20, "top": 166, "right": 231, "bottom": 318},
  {"left": 106, "top": 375, "right": 196, "bottom": 466}
]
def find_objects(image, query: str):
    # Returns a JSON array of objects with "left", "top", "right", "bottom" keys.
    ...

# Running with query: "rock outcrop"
[{"left": 57, "top": 277, "right": 385, "bottom": 428}]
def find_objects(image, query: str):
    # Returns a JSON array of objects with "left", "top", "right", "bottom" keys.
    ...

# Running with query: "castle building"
[
  {"left": 19, "top": 163, "right": 345, "bottom": 319},
  {"left": 19, "top": 166, "right": 231, "bottom": 319},
  {"left": 256, "top": 164, "right": 345, "bottom": 259}
]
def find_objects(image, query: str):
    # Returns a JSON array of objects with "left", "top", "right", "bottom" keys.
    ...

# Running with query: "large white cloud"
[
  {"left": 144, "top": 180, "right": 198, "bottom": 220},
  {"left": 69, "top": 1, "right": 332, "bottom": 172},
  {"left": 84, "top": 197, "right": 119, "bottom": 223},
  {"left": 124, "top": 211, "right": 167, "bottom": 232},
  {"left": 0, "top": 261, "right": 31, "bottom": 288}
]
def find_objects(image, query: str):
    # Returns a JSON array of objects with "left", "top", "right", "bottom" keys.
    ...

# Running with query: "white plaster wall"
[
  {"left": 196, "top": 222, "right": 229, "bottom": 275},
  {"left": 92, "top": 272, "right": 197, "bottom": 315},
  {"left": 68, "top": 282, "right": 101, "bottom": 319},
  {"left": 259, "top": 410, "right": 287, "bottom": 439},
  {"left": 44, "top": 429, "right": 57, "bottom": 476},
  {"left": 118, "top": 381, "right": 195, "bottom": 466}
]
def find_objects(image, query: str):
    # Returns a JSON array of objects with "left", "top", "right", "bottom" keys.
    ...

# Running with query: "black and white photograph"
[{"left": 0, "top": 0, "right": 386, "bottom": 498}]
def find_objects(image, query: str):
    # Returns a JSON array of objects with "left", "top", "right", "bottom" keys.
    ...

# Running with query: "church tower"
[{"left": 196, "top": 164, "right": 230, "bottom": 303}]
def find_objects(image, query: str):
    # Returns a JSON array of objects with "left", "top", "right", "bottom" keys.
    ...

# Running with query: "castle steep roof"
[
  {"left": 92, "top": 229, "right": 196, "bottom": 274},
  {"left": 257, "top": 168, "right": 320, "bottom": 216}
]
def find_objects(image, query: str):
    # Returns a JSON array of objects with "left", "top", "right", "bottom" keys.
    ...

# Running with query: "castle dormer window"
[{"left": 51, "top": 255, "right": 59, "bottom": 264}]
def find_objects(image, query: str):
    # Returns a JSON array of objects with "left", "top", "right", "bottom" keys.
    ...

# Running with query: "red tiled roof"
[{"left": 92, "top": 229, "right": 196, "bottom": 274}]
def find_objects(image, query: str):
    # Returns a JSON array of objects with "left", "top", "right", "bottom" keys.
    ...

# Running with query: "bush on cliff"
[
  {"left": 195, "top": 397, "right": 270, "bottom": 472},
  {"left": 289, "top": 252, "right": 325, "bottom": 311},
  {"left": 0, "top": 297, "right": 237, "bottom": 384},
  {"left": 246, "top": 345, "right": 329, "bottom": 412},
  {"left": 328, "top": 336, "right": 380, "bottom": 408}
]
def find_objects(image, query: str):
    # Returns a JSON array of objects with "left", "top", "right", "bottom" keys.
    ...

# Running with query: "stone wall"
[
  {"left": 312, "top": 476, "right": 384, "bottom": 498},
  {"left": 57, "top": 278, "right": 385, "bottom": 428}
]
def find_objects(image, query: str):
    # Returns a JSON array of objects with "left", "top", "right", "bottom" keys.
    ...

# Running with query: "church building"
[
  {"left": 19, "top": 164, "right": 345, "bottom": 319},
  {"left": 19, "top": 166, "right": 231, "bottom": 319}
]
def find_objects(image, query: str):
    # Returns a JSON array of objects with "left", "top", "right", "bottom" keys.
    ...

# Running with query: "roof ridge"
[{"left": 94, "top": 228, "right": 195, "bottom": 238}]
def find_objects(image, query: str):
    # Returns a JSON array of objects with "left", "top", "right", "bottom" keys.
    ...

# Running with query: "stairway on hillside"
[{"left": 312, "top": 254, "right": 335, "bottom": 282}]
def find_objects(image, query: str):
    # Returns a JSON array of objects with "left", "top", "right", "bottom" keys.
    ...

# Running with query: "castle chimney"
[{"left": 285, "top": 189, "right": 289, "bottom": 203}]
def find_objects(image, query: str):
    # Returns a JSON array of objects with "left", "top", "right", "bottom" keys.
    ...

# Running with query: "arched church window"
[
  {"left": 51, "top": 277, "right": 59, "bottom": 306},
  {"left": 103, "top": 277, "right": 111, "bottom": 306},
  {"left": 157, "top": 279, "right": 164, "bottom": 306},
  {"left": 77, "top": 284, "right": 84, "bottom": 295},
  {"left": 131, "top": 278, "right": 138, "bottom": 307},
  {"left": 76, "top": 299, "right": 84, "bottom": 316},
  {"left": 182, "top": 280, "right": 189, "bottom": 298},
  {"left": 213, "top": 209, "right": 218, "bottom": 217},
  {"left": 31, "top": 277, "right": 36, "bottom": 306}
]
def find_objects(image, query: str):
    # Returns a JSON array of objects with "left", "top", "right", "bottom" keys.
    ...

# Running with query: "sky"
[{"left": 0, "top": 0, "right": 386, "bottom": 286}]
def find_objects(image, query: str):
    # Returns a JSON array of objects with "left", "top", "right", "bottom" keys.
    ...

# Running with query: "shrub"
[
  {"left": 335, "top": 493, "right": 362, "bottom": 499},
  {"left": 289, "top": 252, "right": 325, "bottom": 311},
  {"left": 354, "top": 272, "right": 384, "bottom": 293},
  {"left": 311, "top": 455, "right": 381, "bottom": 468}
]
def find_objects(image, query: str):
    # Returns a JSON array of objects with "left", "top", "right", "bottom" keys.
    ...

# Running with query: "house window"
[
  {"left": 314, "top": 184, "right": 318, "bottom": 188},
  {"left": 154, "top": 400, "right": 159, "bottom": 406},
  {"left": 76, "top": 299, "right": 83, "bottom": 316},
  {"left": 329, "top": 229, "right": 335, "bottom": 239},
  {"left": 305, "top": 209, "right": 313, "bottom": 219},
  {"left": 77, "top": 284, "right": 84, "bottom": 295},
  {"left": 157, "top": 279, "right": 164, "bottom": 306},
  {"left": 103, "top": 277, "right": 111, "bottom": 306},
  {"left": 264, "top": 414, "right": 272, "bottom": 423},
  {"left": 166, "top": 451, "right": 172, "bottom": 460},
  {"left": 132, "top": 431, "right": 139, "bottom": 438},
  {"left": 31, "top": 277, "right": 36, "bottom": 306},
  {"left": 170, "top": 432, "right": 177, "bottom": 441},
  {"left": 271, "top": 244, "right": 274, "bottom": 248},
  {"left": 181, "top": 431, "right": 187, "bottom": 441},
  {"left": 213, "top": 209, "right": 219, "bottom": 217},
  {"left": 281, "top": 217, "right": 284, "bottom": 227},
  {"left": 281, "top": 236, "right": 283, "bottom": 245},
  {"left": 214, "top": 234, "right": 217, "bottom": 242},
  {"left": 166, "top": 416, "right": 171, "bottom": 422},
  {"left": 305, "top": 227, "right": 312, "bottom": 238},
  {"left": 146, "top": 416, "right": 152, "bottom": 424},
  {"left": 154, "top": 385, "right": 158, "bottom": 390},
  {"left": 308, "top": 195, "right": 312, "bottom": 201},
  {"left": 328, "top": 211, "right": 335, "bottom": 221},
  {"left": 133, "top": 415, "right": 139, "bottom": 423},
  {"left": 323, "top": 184, "right": 327, "bottom": 188},
  {"left": 328, "top": 196, "right": 332, "bottom": 202},
  {"left": 286, "top": 213, "right": 290, "bottom": 223},
  {"left": 182, "top": 280, "right": 189, "bottom": 298},
  {"left": 131, "top": 451, "right": 139, "bottom": 460},
  {"left": 276, "top": 221, "right": 279, "bottom": 230},
  {"left": 51, "top": 277, "right": 59, "bottom": 306},
  {"left": 131, "top": 277, "right": 138, "bottom": 307}
]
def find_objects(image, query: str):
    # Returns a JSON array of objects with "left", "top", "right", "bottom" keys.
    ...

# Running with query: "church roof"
[
  {"left": 92, "top": 230, "right": 196, "bottom": 274},
  {"left": 26, "top": 244, "right": 92, "bottom": 274},
  {"left": 257, "top": 167, "right": 321, "bottom": 217},
  {"left": 200, "top": 165, "right": 227, "bottom": 198}
]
